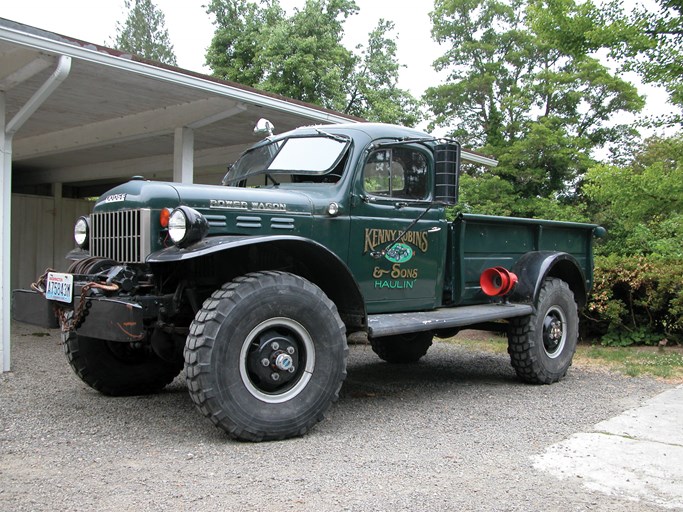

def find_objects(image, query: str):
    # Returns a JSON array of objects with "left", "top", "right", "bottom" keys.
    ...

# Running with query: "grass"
[
  {"left": 445, "top": 332, "right": 683, "bottom": 382},
  {"left": 576, "top": 345, "right": 683, "bottom": 381}
]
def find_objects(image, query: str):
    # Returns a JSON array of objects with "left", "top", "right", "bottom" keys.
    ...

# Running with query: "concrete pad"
[
  {"left": 595, "top": 386, "right": 683, "bottom": 446},
  {"left": 533, "top": 385, "right": 683, "bottom": 509}
]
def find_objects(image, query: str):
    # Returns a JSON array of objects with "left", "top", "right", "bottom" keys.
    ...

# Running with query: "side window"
[{"left": 363, "top": 147, "right": 429, "bottom": 200}]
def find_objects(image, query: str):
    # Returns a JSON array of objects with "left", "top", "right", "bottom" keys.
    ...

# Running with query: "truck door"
[{"left": 349, "top": 144, "right": 448, "bottom": 314}]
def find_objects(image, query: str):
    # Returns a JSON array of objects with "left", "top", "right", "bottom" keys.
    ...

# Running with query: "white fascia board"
[
  {"left": 0, "top": 25, "right": 357, "bottom": 126},
  {"left": 461, "top": 150, "right": 498, "bottom": 167}
]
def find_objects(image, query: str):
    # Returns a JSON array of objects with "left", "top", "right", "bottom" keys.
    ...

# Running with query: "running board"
[{"left": 367, "top": 303, "right": 534, "bottom": 338}]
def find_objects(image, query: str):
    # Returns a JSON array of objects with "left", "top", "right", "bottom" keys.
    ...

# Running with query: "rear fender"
[{"left": 509, "top": 251, "right": 588, "bottom": 308}]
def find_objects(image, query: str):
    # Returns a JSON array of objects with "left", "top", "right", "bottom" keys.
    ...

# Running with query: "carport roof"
[{"left": 0, "top": 17, "right": 362, "bottom": 194}]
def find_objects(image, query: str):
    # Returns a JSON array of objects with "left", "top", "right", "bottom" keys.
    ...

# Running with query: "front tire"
[
  {"left": 370, "top": 332, "right": 433, "bottom": 363},
  {"left": 507, "top": 278, "right": 579, "bottom": 384},
  {"left": 184, "top": 271, "right": 347, "bottom": 441},
  {"left": 63, "top": 332, "right": 183, "bottom": 396}
]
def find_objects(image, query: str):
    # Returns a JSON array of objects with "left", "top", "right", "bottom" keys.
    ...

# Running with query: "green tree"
[
  {"left": 584, "top": 135, "right": 683, "bottom": 257},
  {"left": 256, "top": 0, "right": 357, "bottom": 110},
  {"left": 113, "top": 0, "right": 177, "bottom": 65},
  {"left": 205, "top": 0, "right": 420, "bottom": 124},
  {"left": 204, "top": 0, "right": 284, "bottom": 86},
  {"left": 344, "top": 20, "right": 421, "bottom": 126},
  {"left": 425, "top": 0, "right": 643, "bottom": 218},
  {"left": 593, "top": 0, "right": 683, "bottom": 123}
]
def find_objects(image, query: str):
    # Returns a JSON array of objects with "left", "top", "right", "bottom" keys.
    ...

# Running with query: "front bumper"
[
  {"left": 12, "top": 289, "right": 145, "bottom": 342},
  {"left": 12, "top": 290, "right": 59, "bottom": 329}
]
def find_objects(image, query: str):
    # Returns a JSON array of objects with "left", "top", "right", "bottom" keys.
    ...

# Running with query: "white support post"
[
  {"left": 0, "top": 92, "right": 10, "bottom": 372},
  {"left": 173, "top": 126, "right": 194, "bottom": 184},
  {"left": 1, "top": 55, "right": 71, "bottom": 373}
]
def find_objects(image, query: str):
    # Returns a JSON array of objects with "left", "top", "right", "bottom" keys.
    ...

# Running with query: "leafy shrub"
[{"left": 583, "top": 255, "right": 683, "bottom": 346}]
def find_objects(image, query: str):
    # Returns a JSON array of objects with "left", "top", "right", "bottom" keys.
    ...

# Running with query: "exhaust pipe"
[{"left": 480, "top": 266, "right": 518, "bottom": 296}]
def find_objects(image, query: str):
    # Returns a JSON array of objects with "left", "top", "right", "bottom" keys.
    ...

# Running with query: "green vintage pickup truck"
[{"left": 13, "top": 121, "right": 604, "bottom": 441}]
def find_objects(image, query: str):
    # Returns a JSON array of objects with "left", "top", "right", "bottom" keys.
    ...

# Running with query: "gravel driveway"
[{"left": 0, "top": 322, "right": 674, "bottom": 511}]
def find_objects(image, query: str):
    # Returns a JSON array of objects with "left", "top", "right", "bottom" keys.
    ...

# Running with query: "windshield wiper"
[
  {"left": 372, "top": 136, "right": 437, "bottom": 149},
  {"left": 314, "top": 128, "right": 349, "bottom": 143}
]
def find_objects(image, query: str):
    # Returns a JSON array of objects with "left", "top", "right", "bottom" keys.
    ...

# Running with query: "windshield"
[{"left": 223, "top": 135, "right": 350, "bottom": 186}]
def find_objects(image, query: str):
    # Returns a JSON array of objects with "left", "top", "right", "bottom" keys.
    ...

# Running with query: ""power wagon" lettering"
[{"left": 210, "top": 200, "right": 287, "bottom": 212}]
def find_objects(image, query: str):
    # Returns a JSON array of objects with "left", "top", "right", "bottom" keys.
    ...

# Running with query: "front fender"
[
  {"left": 147, "top": 235, "right": 270, "bottom": 262},
  {"left": 509, "top": 251, "right": 588, "bottom": 308},
  {"left": 147, "top": 235, "right": 367, "bottom": 331}
]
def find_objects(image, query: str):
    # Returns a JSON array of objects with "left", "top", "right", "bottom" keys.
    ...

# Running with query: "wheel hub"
[
  {"left": 274, "top": 353, "right": 294, "bottom": 371},
  {"left": 246, "top": 331, "right": 300, "bottom": 392},
  {"left": 542, "top": 307, "right": 567, "bottom": 358}
]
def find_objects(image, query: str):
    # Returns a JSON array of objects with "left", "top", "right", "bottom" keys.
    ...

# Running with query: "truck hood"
[
  {"left": 95, "top": 180, "right": 314, "bottom": 215},
  {"left": 169, "top": 183, "right": 314, "bottom": 215},
  {"left": 94, "top": 180, "right": 181, "bottom": 211}
]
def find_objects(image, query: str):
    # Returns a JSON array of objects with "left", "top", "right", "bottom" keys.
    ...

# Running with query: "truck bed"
[{"left": 447, "top": 213, "right": 597, "bottom": 306}]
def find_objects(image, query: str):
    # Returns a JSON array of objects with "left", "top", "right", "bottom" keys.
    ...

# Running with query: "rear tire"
[
  {"left": 63, "top": 332, "right": 183, "bottom": 396},
  {"left": 507, "top": 278, "right": 578, "bottom": 384},
  {"left": 184, "top": 271, "right": 347, "bottom": 441},
  {"left": 370, "top": 332, "right": 433, "bottom": 363}
]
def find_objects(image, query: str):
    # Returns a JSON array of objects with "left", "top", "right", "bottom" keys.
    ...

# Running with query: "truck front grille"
[{"left": 90, "top": 209, "right": 152, "bottom": 263}]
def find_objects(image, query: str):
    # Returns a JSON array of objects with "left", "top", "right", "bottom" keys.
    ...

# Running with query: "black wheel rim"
[
  {"left": 239, "top": 317, "right": 315, "bottom": 403},
  {"left": 542, "top": 306, "right": 567, "bottom": 359}
]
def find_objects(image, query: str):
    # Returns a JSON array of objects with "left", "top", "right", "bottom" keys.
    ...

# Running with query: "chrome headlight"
[
  {"left": 168, "top": 206, "right": 209, "bottom": 248},
  {"left": 74, "top": 216, "right": 89, "bottom": 249}
]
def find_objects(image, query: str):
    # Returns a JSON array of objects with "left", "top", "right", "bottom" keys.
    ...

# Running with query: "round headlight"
[
  {"left": 167, "top": 206, "right": 209, "bottom": 248},
  {"left": 168, "top": 209, "right": 188, "bottom": 244},
  {"left": 74, "top": 216, "right": 89, "bottom": 249}
]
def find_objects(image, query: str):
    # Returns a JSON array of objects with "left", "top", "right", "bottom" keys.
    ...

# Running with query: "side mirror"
[
  {"left": 434, "top": 142, "right": 460, "bottom": 205},
  {"left": 254, "top": 118, "right": 275, "bottom": 137}
]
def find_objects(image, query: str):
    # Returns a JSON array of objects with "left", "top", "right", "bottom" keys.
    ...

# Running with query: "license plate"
[{"left": 45, "top": 272, "right": 74, "bottom": 303}]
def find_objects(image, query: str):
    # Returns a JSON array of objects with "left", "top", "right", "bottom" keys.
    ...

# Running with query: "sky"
[{"left": 0, "top": 0, "right": 446, "bottom": 99}]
